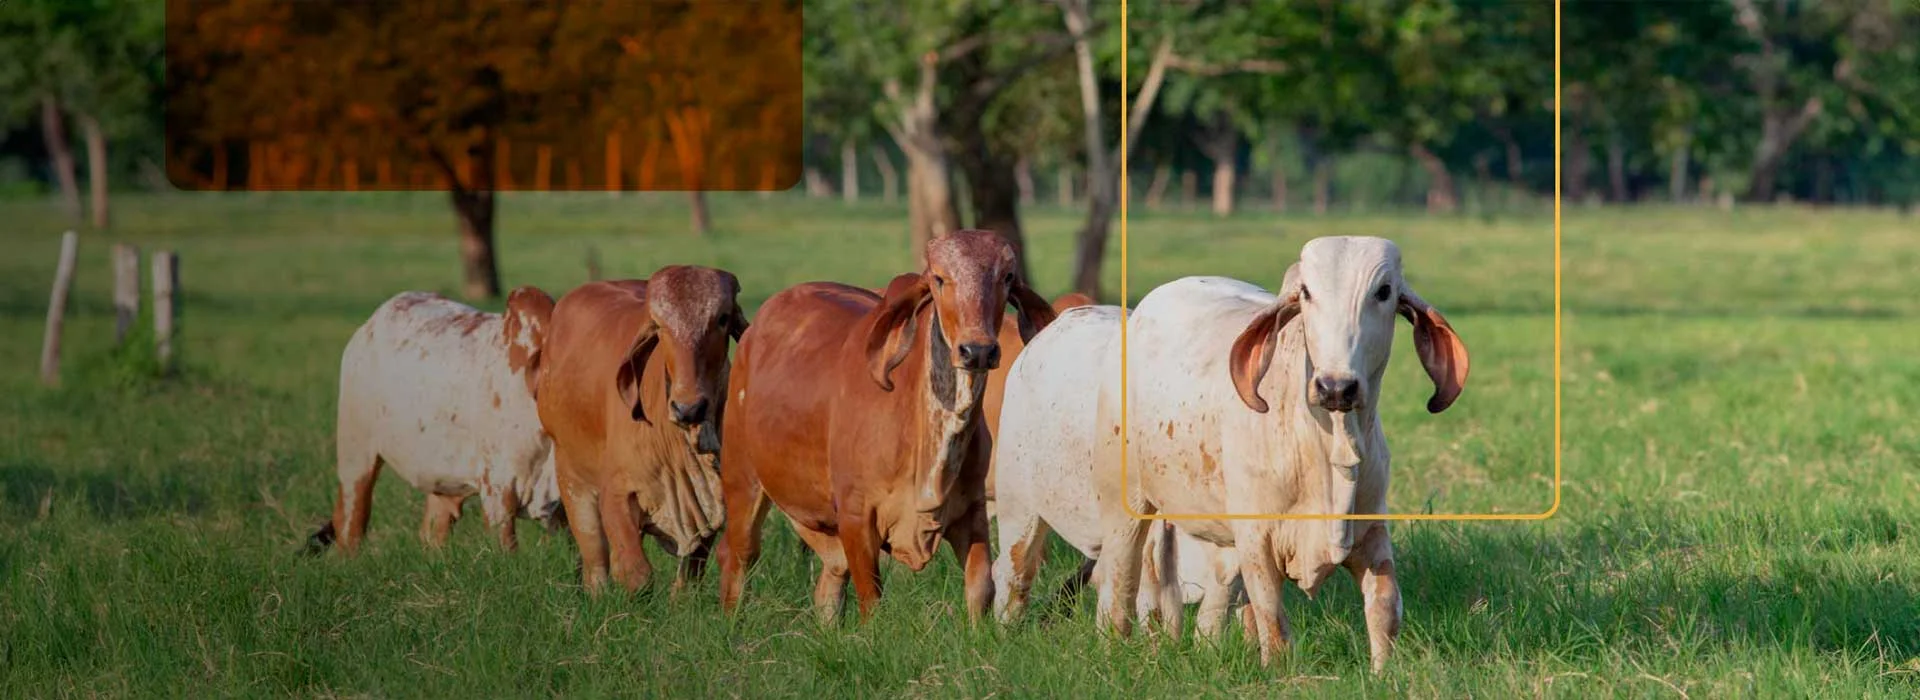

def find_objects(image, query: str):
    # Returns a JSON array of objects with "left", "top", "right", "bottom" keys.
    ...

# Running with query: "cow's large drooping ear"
[
  {"left": 1007, "top": 275, "right": 1059, "bottom": 343},
  {"left": 615, "top": 318, "right": 661, "bottom": 422},
  {"left": 1397, "top": 285, "right": 1470, "bottom": 413},
  {"left": 863, "top": 273, "right": 931, "bottom": 391},
  {"left": 504, "top": 285, "right": 556, "bottom": 401},
  {"left": 727, "top": 305, "right": 750, "bottom": 341},
  {"left": 1229, "top": 265, "right": 1305, "bottom": 413},
  {"left": 720, "top": 272, "right": 749, "bottom": 341}
]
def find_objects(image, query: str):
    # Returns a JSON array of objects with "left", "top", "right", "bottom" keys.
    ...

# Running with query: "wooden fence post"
[
  {"left": 153, "top": 251, "right": 179, "bottom": 375},
  {"left": 39, "top": 231, "right": 80, "bottom": 386},
  {"left": 113, "top": 243, "right": 141, "bottom": 344}
]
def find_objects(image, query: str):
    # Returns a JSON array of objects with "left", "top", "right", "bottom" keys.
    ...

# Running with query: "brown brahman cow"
[
  {"left": 717, "top": 229, "right": 1057, "bottom": 623},
  {"left": 535, "top": 266, "right": 748, "bottom": 595}
]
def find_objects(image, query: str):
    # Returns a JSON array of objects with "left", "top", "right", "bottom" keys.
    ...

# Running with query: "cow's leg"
[
  {"left": 943, "top": 502, "right": 994, "bottom": 624},
  {"left": 1236, "top": 528, "right": 1292, "bottom": 666},
  {"left": 482, "top": 485, "right": 520, "bottom": 552},
  {"left": 1345, "top": 522, "right": 1401, "bottom": 674},
  {"left": 793, "top": 525, "right": 849, "bottom": 624},
  {"left": 601, "top": 492, "right": 652, "bottom": 593},
  {"left": 840, "top": 513, "right": 885, "bottom": 620},
  {"left": 420, "top": 492, "right": 466, "bottom": 548},
  {"left": 555, "top": 463, "right": 610, "bottom": 595},
  {"left": 990, "top": 504, "right": 1053, "bottom": 624},
  {"left": 670, "top": 538, "right": 712, "bottom": 598},
  {"left": 1194, "top": 542, "right": 1238, "bottom": 643},
  {"left": 717, "top": 476, "right": 772, "bottom": 614},
  {"left": 1094, "top": 508, "right": 1153, "bottom": 637},
  {"left": 333, "top": 455, "right": 382, "bottom": 555}
]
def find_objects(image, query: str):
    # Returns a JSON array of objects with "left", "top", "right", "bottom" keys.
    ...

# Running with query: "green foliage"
[{"left": 0, "top": 0, "right": 160, "bottom": 131}]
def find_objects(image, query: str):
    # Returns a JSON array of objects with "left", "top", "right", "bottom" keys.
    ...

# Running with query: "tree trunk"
[
  {"left": 885, "top": 54, "right": 958, "bottom": 262},
  {"left": 804, "top": 167, "right": 832, "bottom": 197},
  {"left": 1015, "top": 156, "right": 1036, "bottom": 207},
  {"left": 41, "top": 96, "right": 83, "bottom": 223},
  {"left": 1195, "top": 110, "right": 1238, "bottom": 217},
  {"left": 1299, "top": 126, "right": 1334, "bottom": 215},
  {"left": 903, "top": 147, "right": 958, "bottom": 261},
  {"left": 1744, "top": 98, "right": 1822, "bottom": 202},
  {"left": 1606, "top": 128, "right": 1628, "bottom": 202},
  {"left": 664, "top": 108, "right": 713, "bottom": 235},
  {"left": 1813, "top": 156, "right": 1833, "bottom": 204},
  {"left": 1145, "top": 163, "right": 1172, "bottom": 209},
  {"left": 1211, "top": 159, "right": 1236, "bottom": 217},
  {"left": 443, "top": 138, "right": 502, "bottom": 301},
  {"left": 688, "top": 191, "right": 711, "bottom": 235},
  {"left": 1473, "top": 153, "right": 1493, "bottom": 210},
  {"left": 1313, "top": 158, "right": 1333, "bottom": 214},
  {"left": 1060, "top": 0, "right": 1172, "bottom": 298},
  {"left": 1269, "top": 141, "right": 1288, "bottom": 212},
  {"left": 1180, "top": 170, "right": 1197, "bottom": 209},
  {"left": 77, "top": 112, "right": 109, "bottom": 229},
  {"left": 842, "top": 139, "right": 860, "bottom": 204},
  {"left": 871, "top": 146, "right": 899, "bottom": 203},
  {"left": 944, "top": 38, "right": 1034, "bottom": 281},
  {"left": 1564, "top": 126, "right": 1591, "bottom": 204},
  {"left": 452, "top": 188, "right": 500, "bottom": 300},
  {"left": 1669, "top": 128, "right": 1691, "bottom": 202},
  {"left": 1410, "top": 143, "right": 1457, "bottom": 214},
  {"left": 1499, "top": 128, "right": 1524, "bottom": 184},
  {"left": 951, "top": 121, "right": 1031, "bottom": 283}
]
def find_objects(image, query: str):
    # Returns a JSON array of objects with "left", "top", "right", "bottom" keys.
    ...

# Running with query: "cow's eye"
[
  {"left": 1374, "top": 283, "right": 1392, "bottom": 302},
  {"left": 932, "top": 275, "right": 946, "bottom": 289},
  {"left": 1300, "top": 286, "right": 1312, "bottom": 302}
]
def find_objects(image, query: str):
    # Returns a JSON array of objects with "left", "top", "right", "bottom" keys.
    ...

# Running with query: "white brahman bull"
[
  {"left": 991, "top": 236, "right": 1469, "bottom": 673},
  {"left": 315, "top": 286, "right": 565, "bottom": 554}
]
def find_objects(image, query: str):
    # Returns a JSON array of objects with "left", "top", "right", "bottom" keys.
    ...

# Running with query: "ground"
[{"left": 1, "top": 193, "right": 1916, "bottom": 697}]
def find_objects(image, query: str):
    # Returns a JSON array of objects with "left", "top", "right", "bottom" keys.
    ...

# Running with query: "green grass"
[{"left": 1, "top": 193, "right": 1916, "bottom": 697}]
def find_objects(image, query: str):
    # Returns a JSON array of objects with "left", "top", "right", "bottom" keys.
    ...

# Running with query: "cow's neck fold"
[{"left": 915, "top": 311, "right": 983, "bottom": 514}]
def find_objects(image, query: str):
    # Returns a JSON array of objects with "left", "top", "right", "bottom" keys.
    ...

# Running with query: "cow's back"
[
  {"left": 723, "top": 282, "right": 874, "bottom": 530},
  {"left": 994, "top": 305, "right": 1123, "bottom": 553},
  {"left": 534, "top": 281, "right": 652, "bottom": 474},
  {"left": 338, "top": 292, "right": 544, "bottom": 494},
  {"left": 1118, "top": 277, "right": 1281, "bottom": 539}
]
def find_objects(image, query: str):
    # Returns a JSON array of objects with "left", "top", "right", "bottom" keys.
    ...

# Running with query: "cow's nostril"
[
  {"left": 956, "top": 342, "right": 1000, "bottom": 370},
  {"left": 670, "top": 399, "right": 709, "bottom": 425},
  {"left": 1315, "top": 376, "right": 1361, "bottom": 410}
]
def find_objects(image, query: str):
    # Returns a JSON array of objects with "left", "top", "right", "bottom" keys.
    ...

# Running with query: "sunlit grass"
[{"left": 1, "top": 193, "right": 1915, "bottom": 697}]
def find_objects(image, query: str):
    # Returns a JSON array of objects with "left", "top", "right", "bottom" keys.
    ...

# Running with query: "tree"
[
  {"left": 168, "top": 0, "right": 798, "bottom": 298},
  {"left": 809, "top": 0, "right": 1074, "bottom": 275}
]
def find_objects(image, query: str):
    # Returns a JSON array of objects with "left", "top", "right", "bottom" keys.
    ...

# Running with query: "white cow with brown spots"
[
  {"left": 314, "top": 286, "right": 564, "bottom": 554},
  {"left": 993, "top": 236, "right": 1470, "bottom": 673}
]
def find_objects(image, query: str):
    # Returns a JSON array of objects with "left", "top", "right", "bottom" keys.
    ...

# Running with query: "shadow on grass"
[{"left": 0, "top": 460, "right": 212, "bottom": 523}]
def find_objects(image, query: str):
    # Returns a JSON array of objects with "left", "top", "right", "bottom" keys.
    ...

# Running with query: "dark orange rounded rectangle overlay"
[{"left": 165, "top": 0, "right": 802, "bottom": 192}]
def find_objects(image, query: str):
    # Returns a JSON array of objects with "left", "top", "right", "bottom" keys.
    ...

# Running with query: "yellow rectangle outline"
[{"left": 1118, "top": 0, "right": 1562, "bottom": 522}]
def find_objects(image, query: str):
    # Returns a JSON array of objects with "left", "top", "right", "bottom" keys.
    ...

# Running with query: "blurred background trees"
[{"left": 1, "top": 0, "right": 1915, "bottom": 300}]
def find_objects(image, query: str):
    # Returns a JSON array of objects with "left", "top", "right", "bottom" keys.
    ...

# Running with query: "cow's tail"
[
  {"left": 303, "top": 520, "right": 337, "bottom": 556},
  {"left": 1147, "top": 520, "right": 1185, "bottom": 639}
]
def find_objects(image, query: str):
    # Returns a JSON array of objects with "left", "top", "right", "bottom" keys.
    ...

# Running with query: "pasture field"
[{"left": 1, "top": 193, "right": 1917, "bottom": 697}]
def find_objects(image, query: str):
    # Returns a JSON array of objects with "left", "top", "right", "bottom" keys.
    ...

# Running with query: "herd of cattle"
[{"left": 308, "top": 229, "right": 1469, "bottom": 673}]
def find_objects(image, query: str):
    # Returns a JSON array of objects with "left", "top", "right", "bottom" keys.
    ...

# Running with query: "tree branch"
[
  {"left": 1119, "top": 35, "right": 1175, "bottom": 163},
  {"left": 1166, "top": 53, "right": 1289, "bottom": 77},
  {"left": 970, "top": 34, "right": 1079, "bottom": 100}
]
